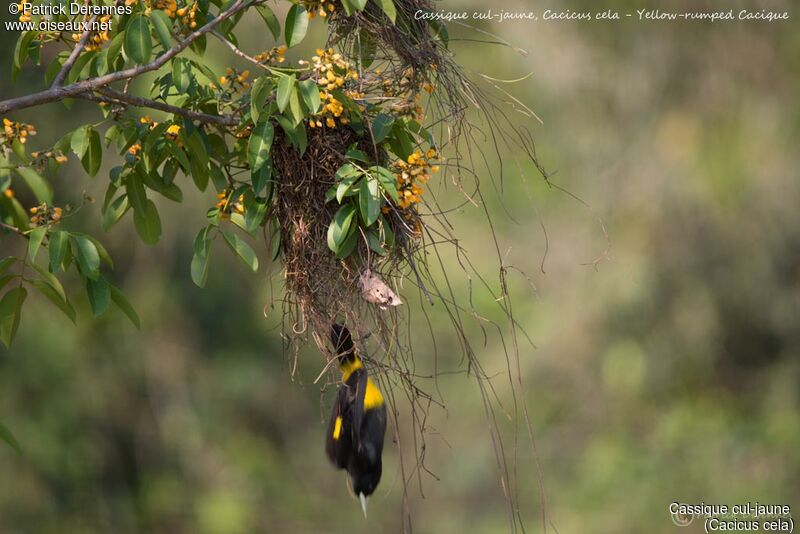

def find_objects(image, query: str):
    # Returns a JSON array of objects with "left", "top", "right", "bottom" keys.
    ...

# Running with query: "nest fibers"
[{"left": 274, "top": 0, "right": 464, "bottom": 353}]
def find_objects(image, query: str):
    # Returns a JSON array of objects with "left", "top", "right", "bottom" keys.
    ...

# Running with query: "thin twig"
[
  {"left": 0, "top": 221, "right": 24, "bottom": 235},
  {"left": 210, "top": 31, "right": 270, "bottom": 72}
]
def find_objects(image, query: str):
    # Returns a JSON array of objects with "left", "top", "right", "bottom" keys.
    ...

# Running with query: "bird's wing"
[
  {"left": 352, "top": 369, "right": 368, "bottom": 438},
  {"left": 325, "top": 384, "right": 353, "bottom": 468}
]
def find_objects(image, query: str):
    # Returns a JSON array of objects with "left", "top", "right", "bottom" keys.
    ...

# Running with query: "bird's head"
[{"left": 330, "top": 324, "right": 352, "bottom": 355}]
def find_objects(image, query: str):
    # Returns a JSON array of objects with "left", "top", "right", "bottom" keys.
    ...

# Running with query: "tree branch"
[
  {"left": 93, "top": 87, "right": 237, "bottom": 126},
  {"left": 51, "top": 14, "right": 97, "bottom": 88},
  {"left": 0, "top": 0, "right": 249, "bottom": 115}
]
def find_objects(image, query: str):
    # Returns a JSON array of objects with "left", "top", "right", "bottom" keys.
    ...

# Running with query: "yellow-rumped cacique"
[{"left": 326, "top": 324, "right": 387, "bottom": 517}]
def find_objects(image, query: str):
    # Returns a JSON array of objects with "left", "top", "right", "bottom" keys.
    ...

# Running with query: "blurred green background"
[{"left": 2, "top": 0, "right": 799, "bottom": 532}]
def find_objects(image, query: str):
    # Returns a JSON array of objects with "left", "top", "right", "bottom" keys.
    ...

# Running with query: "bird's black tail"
[{"left": 330, "top": 323, "right": 356, "bottom": 363}]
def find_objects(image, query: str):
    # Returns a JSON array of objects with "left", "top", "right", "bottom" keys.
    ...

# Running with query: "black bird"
[{"left": 326, "top": 324, "right": 387, "bottom": 517}]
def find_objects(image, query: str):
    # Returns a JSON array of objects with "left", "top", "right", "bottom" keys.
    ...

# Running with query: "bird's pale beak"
[{"left": 359, "top": 493, "right": 368, "bottom": 518}]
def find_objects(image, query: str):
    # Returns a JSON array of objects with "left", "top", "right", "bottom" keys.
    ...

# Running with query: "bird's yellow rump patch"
[{"left": 333, "top": 416, "right": 343, "bottom": 440}]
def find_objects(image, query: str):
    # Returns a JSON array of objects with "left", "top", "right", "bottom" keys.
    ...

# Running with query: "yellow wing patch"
[
  {"left": 332, "top": 416, "right": 343, "bottom": 440},
  {"left": 363, "top": 378, "right": 384, "bottom": 410}
]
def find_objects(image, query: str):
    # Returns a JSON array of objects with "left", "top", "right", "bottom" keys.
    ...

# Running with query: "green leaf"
[
  {"left": 256, "top": 5, "right": 281, "bottom": 40},
  {"left": 336, "top": 169, "right": 361, "bottom": 203},
  {"left": 327, "top": 204, "right": 356, "bottom": 253},
  {"left": 274, "top": 115, "right": 307, "bottom": 154},
  {"left": 0, "top": 257, "right": 15, "bottom": 275},
  {"left": 86, "top": 277, "right": 110, "bottom": 317},
  {"left": 284, "top": 5, "right": 308, "bottom": 48},
  {"left": 44, "top": 55, "right": 64, "bottom": 87},
  {"left": 14, "top": 30, "right": 37, "bottom": 70},
  {"left": 101, "top": 194, "right": 130, "bottom": 232},
  {"left": 247, "top": 121, "right": 274, "bottom": 172},
  {"left": 66, "top": 50, "right": 96, "bottom": 84},
  {"left": 125, "top": 170, "right": 148, "bottom": 212},
  {"left": 252, "top": 158, "right": 272, "bottom": 195},
  {"left": 359, "top": 174, "right": 381, "bottom": 226},
  {"left": 336, "top": 227, "right": 358, "bottom": 259},
  {"left": 351, "top": 0, "right": 368, "bottom": 10},
  {"left": 0, "top": 194, "right": 28, "bottom": 231},
  {"left": 149, "top": 10, "right": 174, "bottom": 49},
  {"left": 191, "top": 226, "right": 212, "bottom": 287},
  {"left": 48, "top": 230, "right": 68, "bottom": 272},
  {"left": 167, "top": 143, "right": 190, "bottom": 172},
  {"left": 288, "top": 85, "right": 304, "bottom": 126},
  {"left": 210, "top": 164, "right": 227, "bottom": 193},
  {"left": 276, "top": 74, "right": 295, "bottom": 113},
  {"left": 373, "top": 0, "right": 396, "bottom": 22},
  {"left": 374, "top": 165, "right": 399, "bottom": 202},
  {"left": 172, "top": 57, "right": 192, "bottom": 93},
  {"left": 84, "top": 235, "right": 113, "bottom": 268},
  {"left": 0, "top": 423, "right": 21, "bottom": 455},
  {"left": 244, "top": 197, "right": 268, "bottom": 233},
  {"left": 70, "top": 126, "right": 90, "bottom": 158},
  {"left": 222, "top": 230, "right": 259, "bottom": 272},
  {"left": 299, "top": 79, "right": 321, "bottom": 114},
  {"left": 133, "top": 199, "right": 162, "bottom": 245},
  {"left": 82, "top": 128, "right": 102, "bottom": 176},
  {"left": 30, "top": 279, "right": 76, "bottom": 324},
  {"left": 366, "top": 228, "right": 386, "bottom": 255},
  {"left": 379, "top": 214, "right": 394, "bottom": 247},
  {"left": 12, "top": 139, "right": 28, "bottom": 163},
  {"left": 345, "top": 146, "right": 370, "bottom": 162},
  {"left": 0, "top": 287, "right": 27, "bottom": 347},
  {"left": 30, "top": 262, "right": 66, "bottom": 302},
  {"left": 71, "top": 234, "right": 100, "bottom": 279},
  {"left": 109, "top": 284, "right": 140, "bottom": 329},
  {"left": 371, "top": 113, "right": 395, "bottom": 143},
  {"left": 14, "top": 167, "right": 53, "bottom": 204},
  {"left": 125, "top": 15, "right": 153, "bottom": 64},
  {"left": 27, "top": 227, "right": 46, "bottom": 261},
  {"left": 250, "top": 76, "right": 269, "bottom": 123},
  {"left": 106, "top": 31, "right": 126, "bottom": 69}
]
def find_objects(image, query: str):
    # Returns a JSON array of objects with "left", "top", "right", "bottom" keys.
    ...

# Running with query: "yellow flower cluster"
[
  {"left": 165, "top": 124, "right": 181, "bottom": 140},
  {"left": 31, "top": 150, "right": 68, "bottom": 165},
  {"left": 140, "top": 116, "right": 159, "bottom": 129},
  {"left": 149, "top": 0, "right": 178, "bottom": 18},
  {"left": 309, "top": 91, "right": 349, "bottom": 129},
  {"left": 303, "top": 0, "right": 336, "bottom": 19},
  {"left": 128, "top": 142, "right": 142, "bottom": 156},
  {"left": 29, "top": 204, "right": 63, "bottom": 227},
  {"left": 309, "top": 48, "right": 358, "bottom": 91},
  {"left": 394, "top": 148, "right": 439, "bottom": 209},
  {"left": 2, "top": 118, "right": 36, "bottom": 146},
  {"left": 254, "top": 45, "right": 287, "bottom": 64},
  {"left": 176, "top": 2, "right": 198, "bottom": 28},
  {"left": 3, "top": 189, "right": 14, "bottom": 199},
  {"left": 215, "top": 191, "right": 245, "bottom": 218},
  {"left": 304, "top": 49, "right": 359, "bottom": 129},
  {"left": 71, "top": 14, "right": 113, "bottom": 52},
  {"left": 220, "top": 68, "right": 250, "bottom": 91},
  {"left": 17, "top": 1, "right": 31, "bottom": 22}
]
